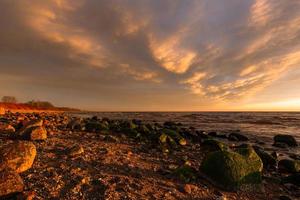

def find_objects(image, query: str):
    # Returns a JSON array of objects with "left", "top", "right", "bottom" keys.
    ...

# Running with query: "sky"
[{"left": 0, "top": 0, "right": 300, "bottom": 111}]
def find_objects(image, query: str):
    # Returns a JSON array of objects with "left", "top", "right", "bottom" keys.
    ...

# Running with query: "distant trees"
[
  {"left": 26, "top": 100, "right": 55, "bottom": 109},
  {"left": 1, "top": 96, "right": 17, "bottom": 103}
]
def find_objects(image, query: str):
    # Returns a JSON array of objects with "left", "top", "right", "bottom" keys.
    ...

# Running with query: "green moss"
[{"left": 201, "top": 146, "right": 262, "bottom": 191}]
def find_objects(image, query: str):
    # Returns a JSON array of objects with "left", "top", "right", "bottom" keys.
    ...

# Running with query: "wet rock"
[
  {"left": 201, "top": 139, "right": 228, "bottom": 153},
  {"left": 278, "top": 159, "right": 300, "bottom": 173},
  {"left": 183, "top": 184, "right": 193, "bottom": 194},
  {"left": 253, "top": 146, "right": 277, "bottom": 170},
  {"left": 200, "top": 146, "right": 263, "bottom": 191},
  {"left": 68, "top": 145, "right": 84, "bottom": 157},
  {"left": 0, "top": 168, "right": 24, "bottom": 198},
  {"left": 18, "top": 120, "right": 43, "bottom": 135},
  {"left": 228, "top": 133, "right": 248, "bottom": 141},
  {"left": 0, "top": 141, "right": 37, "bottom": 173},
  {"left": 279, "top": 195, "right": 292, "bottom": 200},
  {"left": 104, "top": 135, "right": 119, "bottom": 143},
  {"left": 274, "top": 134, "right": 298, "bottom": 147}
]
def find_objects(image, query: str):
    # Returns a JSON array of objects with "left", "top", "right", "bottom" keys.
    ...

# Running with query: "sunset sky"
[{"left": 1, "top": 0, "right": 300, "bottom": 111}]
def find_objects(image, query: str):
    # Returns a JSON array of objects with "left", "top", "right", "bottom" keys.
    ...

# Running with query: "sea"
[{"left": 70, "top": 112, "right": 300, "bottom": 155}]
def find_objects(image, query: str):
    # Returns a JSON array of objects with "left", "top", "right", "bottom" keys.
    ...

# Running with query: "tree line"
[{"left": 1, "top": 96, "right": 54, "bottom": 109}]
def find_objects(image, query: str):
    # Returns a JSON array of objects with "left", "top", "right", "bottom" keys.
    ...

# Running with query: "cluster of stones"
[
  {"left": 0, "top": 114, "right": 48, "bottom": 198},
  {"left": 0, "top": 111, "right": 299, "bottom": 198}
]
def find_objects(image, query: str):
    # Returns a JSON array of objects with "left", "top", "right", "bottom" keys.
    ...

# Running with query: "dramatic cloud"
[{"left": 0, "top": 0, "right": 300, "bottom": 110}]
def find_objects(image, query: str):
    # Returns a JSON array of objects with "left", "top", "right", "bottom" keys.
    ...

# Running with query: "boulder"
[
  {"left": 0, "top": 141, "right": 37, "bottom": 173},
  {"left": 228, "top": 133, "right": 249, "bottom": 141},
  {"left": 200, "top": 146, "right": 263, "bottom": 191},
  {"left": 278, "top": 159, "right": 300, "bottom": 173},
  {"left": 274, "top": 135, "right": 298, "bottom": 147},
  {"left": 0, "top": 168, "right": 24, "bottom": 198},
  {"left": 253, "top": 146, "right": 277, "bottom": 170}
]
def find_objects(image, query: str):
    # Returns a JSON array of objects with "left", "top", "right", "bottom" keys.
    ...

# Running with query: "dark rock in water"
[
  {"left": 201, "top": 139, "right": 228, "bottom": 153},
  {"left": 0, "top": 141, "right": 37, "bottom": 173},
  {"left": 0, "top": 168, "right": 24, "bottom": 198},
  {"left": 253, "top": 146, "right": 277, "bottom": 170},
  {"left": 273, "top": 142, "right": 289, "bottom": 149},
  {"left": 200, "top": 146, "right": 263, "bottom": 191},
  {"left": 278, "top": 159, "right": 300, "bottom": 173},
  {"left": 282, "top": 173, "right": 300, "bottom": 186},
  {"left": 274, "top": 134, "right": 298, "bottom": 147},
  {"left": 228, "top": 133, "right": 249, "bottom": 141}
]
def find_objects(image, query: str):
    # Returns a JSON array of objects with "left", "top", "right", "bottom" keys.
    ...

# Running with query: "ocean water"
[{"left": 71, "top": 112, "right": 300, "bottom": 154}]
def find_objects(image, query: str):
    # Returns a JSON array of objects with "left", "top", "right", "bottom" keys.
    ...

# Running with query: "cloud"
[{"left": 0, "top": 0, "right": 300, "bottom": 110}]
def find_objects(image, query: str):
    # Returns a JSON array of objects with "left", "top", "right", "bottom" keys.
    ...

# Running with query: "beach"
[{"left": 0, "top": 111, "right": 299, "bottom": 199}]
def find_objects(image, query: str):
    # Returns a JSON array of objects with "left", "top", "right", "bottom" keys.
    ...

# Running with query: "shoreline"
[{"left": 0, "top": 112, "right": 299, "bottom": 199}]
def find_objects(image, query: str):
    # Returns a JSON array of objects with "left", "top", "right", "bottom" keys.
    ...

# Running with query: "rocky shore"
[{"left": 0, "top": 112, "right": 299, "bottom": 199}]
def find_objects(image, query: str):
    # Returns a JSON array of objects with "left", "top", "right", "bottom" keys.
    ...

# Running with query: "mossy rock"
[
  {"left": 173, "top": 165, "right": 197, "bottom": 182},
  {"left": 278, "top": 159, "right": 300, "bottom": 173},
  {"left": 201, "top": 139, "right": 228, "bottom": 153},
  {"left": 200, "top": 146, "right": 263, "bottom": 191},
  {"left": 274, "top": 134, "right": 298, "bottom": 147}
]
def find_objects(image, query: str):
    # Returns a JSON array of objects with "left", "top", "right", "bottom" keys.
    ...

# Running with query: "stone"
[
  {"left": 68, "top": 145, "right": 84, "bottom": 157},
  {"left": 85, "top": 121, "right": 109, "bottom": 132},
  {"left": 274, "top": 134, "right": 298, "bottom": 147},
  {"left": 273, "top": 142, "right": 289, "bottom": 149},
  {"left": 279, "top": 195, "right": 292, "bottom": 200},
  {"left": 0, "top": 107, "right": 5, "bottom": 115},
  {"left": 228, "top": 133, "right": 248, "bottom": 141},
  {"left": 0, "top": 168, "right": 24, "bottom": 198},
  {"left": 201, "top": 139, "right": 228, "bottom": 153},
  {"left": 201, "top": 146, "right": 263, "bottom": 191},
  {"left": 0, "top": 123, "right": 15, "bottom": 133},
  {"left": 29, "top": 126, "right": 47, "bottom": 140},
  {"left": 0, "top": 141, "right": 37, "bottom": 173},
  {"left": 253, "top": 146, "right": 277, "bottom": 170},
  {"left": 278, "top": 159, "right": 300, "bottom": 173},
  {"left": 183, "top": 184, "right": 192, "bottom": 194}
]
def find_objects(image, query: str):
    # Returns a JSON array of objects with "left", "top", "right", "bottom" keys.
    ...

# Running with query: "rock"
[
  {"left": 253, "top": 146, "right": 277, "bottom": 170},
  {"left": 0, "top": 141, "right": 37, "bottom": 173},
  {"left": 200, "top": 146, "right": 263, "bottom": 191},
  {"left": 0, "top": 107, "right": 5, "bottom": 115},
  {"left": 0, "top": 123, "right": 15, "bottom": 133},
  {"left": 183, "top": 184, "right": 192, "bottom": 194},
  {"left": 278, "top": 159, "right": 300, "bottom": 173},
  {"left": 0, "top": 168, "right": 24, "bottom": 198},
  {"left": 201, "top": 139, "right": 228, "bottom": 153},
  {"left": 68, "top": 145, "right": 84, "bottom": 157},
  {"left": 67, "top": 118, "right": 82, "bottom": 130},
  {"left": 282, "top": 173, "right": 300, "bottom": 186},
  {"left": 274, "top": 135, "right": 298, "bottom": 147},
  {"left": 273, "top": 142, "right": 289, "bottom": 149},
  {"left": 85, "top": 122, "right": 109, "bottom": 132},
  {"left": 228, "top": 133, "right": 248, "bottom": 141},
  {"left": 28, "top": 126, "right": 47, "bottom": 140}
]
